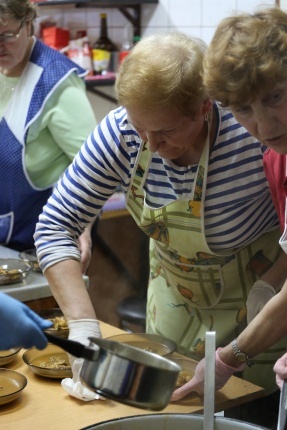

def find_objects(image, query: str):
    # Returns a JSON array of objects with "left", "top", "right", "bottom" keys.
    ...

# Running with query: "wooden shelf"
[
  {"left": 34, "top": 0, "right": 158, "bottom": 5},
  {"left": 34, "top": 0, "right": 158, "bottom": 37},
  {"left": 35, "top": 0, "right": 158, "bottom": 98}
]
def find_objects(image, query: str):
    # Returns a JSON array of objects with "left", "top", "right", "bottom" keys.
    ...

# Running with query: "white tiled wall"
[{"left": 36, "top": 0, "right": 277, "bottom": 120}]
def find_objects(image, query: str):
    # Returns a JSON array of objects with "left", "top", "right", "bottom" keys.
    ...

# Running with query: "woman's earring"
[{"left": 205, "top": 111, "right": 211, "bottom": 122}]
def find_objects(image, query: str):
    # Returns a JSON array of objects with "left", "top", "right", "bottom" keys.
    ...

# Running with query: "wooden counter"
[{"left": 0, "top": 322, "right": 265, "bottom": 430}]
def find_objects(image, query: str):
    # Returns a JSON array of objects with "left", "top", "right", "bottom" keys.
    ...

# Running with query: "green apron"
[{"left": 126, "top": 131, "right": 285, "bottom": 393}]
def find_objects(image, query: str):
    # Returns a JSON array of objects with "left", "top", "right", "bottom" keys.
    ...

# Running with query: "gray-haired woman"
[{"left": 0, "top": 0, "right": 96, "bottom": 271}]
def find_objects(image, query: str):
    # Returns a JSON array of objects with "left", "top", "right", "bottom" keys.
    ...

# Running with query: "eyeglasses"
[{"left": 0, "top": 20, "right": 25, "bottom": 43}]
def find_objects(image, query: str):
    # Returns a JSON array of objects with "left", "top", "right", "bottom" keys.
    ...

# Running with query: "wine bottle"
[{"left": 92, "top": 13, "right": 117, "bottom": 75}]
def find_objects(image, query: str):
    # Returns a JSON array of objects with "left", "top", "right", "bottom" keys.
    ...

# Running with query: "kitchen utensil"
[
  {"left": 277, "top": 380, "right": 287, "bottom": 430},
  {"left": 19, "top": 249, "right": 41, "bottom": 272},
  {"left": 38, "top": 309, "right": 69, "bottom": 338},
  {"left": 0, "top": 368, "right": 27, "bottom": 406},
  {"left": 106, "top": 333, "right": 176, "bottom": 357},
  {"left": 204, "top": 331, "right": 216, "bottom": 430},
  {"left": 45, "top": 332, "right": 181, "bottom": 410},
  {"left": 22, "top": 344, "right": 72, "bottom": 379},
  {"left": 0, "top": 347, "right": 21, "bottom": 366},
  {"left": 171, "top": 357, "right": 196, "bottom": 387},
  {"left": 0, "top": 258, "right": 32, "bottom": 285},
  {"left": 81, "top": 413, "right": 269, "bottom": 430}
]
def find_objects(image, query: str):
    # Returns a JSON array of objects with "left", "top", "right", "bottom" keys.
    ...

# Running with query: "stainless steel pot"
[
  {"left": 80, "top": 413, "right": 269, "bottom": 430},
  {"left": 45, "top": 333, "right": 181, "bottom": 410}
]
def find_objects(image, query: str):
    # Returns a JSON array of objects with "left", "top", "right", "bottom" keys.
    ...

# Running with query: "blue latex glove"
[{"left": 0, "top": 293, "right": 52, "bottom": 350}]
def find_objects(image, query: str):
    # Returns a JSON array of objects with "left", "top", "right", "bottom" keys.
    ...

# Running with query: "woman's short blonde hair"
[
  {"left": 203, "top": 7, "right": 287, "bottom": 107},
  {"left": 115, "top": 32, "right": 208, "bottom": 117}
]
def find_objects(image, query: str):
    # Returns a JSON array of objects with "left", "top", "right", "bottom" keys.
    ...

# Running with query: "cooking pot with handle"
[{"left": 45, "top": 333, "right": 181, "bottom": 410}]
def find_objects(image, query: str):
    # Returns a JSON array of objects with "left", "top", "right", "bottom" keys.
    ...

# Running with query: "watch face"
[{"left": 236, "top": 352, "right": 246, "bottom": 362}]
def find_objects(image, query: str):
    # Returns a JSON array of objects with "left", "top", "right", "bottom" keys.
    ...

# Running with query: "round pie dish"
[
  {"left": 170, "top": 357, "right": 196, "bottom": 387},
  {"left": 106, "top": 333, "right": 176, "bottom": 357},
  {"left": 0, "top": 348, "right": 21, "bottom": 366},
  {"left": 22, "top": 344, "right": 72, "bottom": 379},
  {"left": 0, "top": 368, "right": 27, "bottom": 406},
  {"left": 39, "top": 309, "right": 69, "bottom": 338}
]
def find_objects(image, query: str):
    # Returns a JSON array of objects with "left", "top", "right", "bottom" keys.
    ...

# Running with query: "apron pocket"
[{"left": 161, "top": 262, "right": 224, "bottom": 309}]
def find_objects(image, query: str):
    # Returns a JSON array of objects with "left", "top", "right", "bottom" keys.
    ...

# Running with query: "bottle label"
[{"left": 92, "top": 48, "right": 111, "bottom": 73}]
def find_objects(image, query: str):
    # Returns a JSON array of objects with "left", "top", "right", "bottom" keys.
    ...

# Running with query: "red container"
[{"left": 42, "top": 27, "right": 70, "bottom": 50}]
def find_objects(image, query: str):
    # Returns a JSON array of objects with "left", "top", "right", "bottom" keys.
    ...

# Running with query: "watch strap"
[{"left": 231, "top": 338, "right": 254, "bottom": 367}]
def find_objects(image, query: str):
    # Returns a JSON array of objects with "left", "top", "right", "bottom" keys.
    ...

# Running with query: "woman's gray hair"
[{"left": 0, "top": 0, "right": 37, "bottom": 34}]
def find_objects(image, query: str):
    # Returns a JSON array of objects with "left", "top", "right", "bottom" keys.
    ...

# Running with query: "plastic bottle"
[
  {"left": 92, "top": 13, "right": 117, "bottom": 75},
  {"left": 82, "top": 37, "right": 93, "bottom": 76},
  {"left": 119, "top": 24, "right": 133, "bottom": 65},
  {"left": 68, "top": 36, "right": 93, "bottom": 76}
]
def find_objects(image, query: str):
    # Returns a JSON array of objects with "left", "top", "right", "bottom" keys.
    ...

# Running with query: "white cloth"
[
  {"left": 61, "top": 319, "right": 102, "bottom": 402},
  {"left": 61, "top": 358, "right": 103, "bottom": 401}
]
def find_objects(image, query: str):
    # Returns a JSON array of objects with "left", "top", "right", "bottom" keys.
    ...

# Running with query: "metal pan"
[
  {"left": 45, "top": 333, "right": 181, "bottom": 410},
  {"left": 80, "top": 414, "right": 269, "bottom": 430}
]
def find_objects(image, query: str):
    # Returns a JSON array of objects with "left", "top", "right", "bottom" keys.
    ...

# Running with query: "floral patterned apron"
[{"left": 126, "top": 126, "right": 285, "bottom": 393}]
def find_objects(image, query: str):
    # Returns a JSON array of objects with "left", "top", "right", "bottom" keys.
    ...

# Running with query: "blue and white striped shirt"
[{"left": 35, "top": 103, "right": 279, "bottom": 270}]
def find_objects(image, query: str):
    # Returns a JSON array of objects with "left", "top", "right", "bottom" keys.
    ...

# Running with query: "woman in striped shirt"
[{"left": 34, "top": 32, "right": 287, "bottom": 402}]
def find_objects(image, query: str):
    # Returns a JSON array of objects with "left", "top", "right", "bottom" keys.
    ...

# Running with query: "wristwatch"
[{"left": 231, "top": 338, "right": 254, "bottom": 367}]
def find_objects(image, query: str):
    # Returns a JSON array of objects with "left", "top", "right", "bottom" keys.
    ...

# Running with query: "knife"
[{"left": 278, "top": 380, "right": 287, "bottom": 430}]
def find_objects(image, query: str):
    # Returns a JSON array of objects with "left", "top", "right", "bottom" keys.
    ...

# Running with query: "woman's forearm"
[
  {"left": 44, "top": 259, "right": 97, "bottom": 322},
  {"left": 219, "top": 281, "right": 287, "bottom": 367}
]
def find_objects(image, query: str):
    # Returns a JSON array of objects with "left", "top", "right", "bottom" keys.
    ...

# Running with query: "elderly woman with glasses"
[{"left": 0, "top": 0, "right": 96, "bottom": 272}]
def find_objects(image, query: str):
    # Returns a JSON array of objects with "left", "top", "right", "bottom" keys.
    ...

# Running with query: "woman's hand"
[
  {"left": 273, "top": 352, "right": 287, "bottom": 390},
  {"left": 77, "top": 225, "right": 93, "bottom": 274},
  {"left": 171, "top": 348, "right": 245, "bottom": 401},
  {"left": 61, "top": 319, "right": 102, "bottom": 401}
]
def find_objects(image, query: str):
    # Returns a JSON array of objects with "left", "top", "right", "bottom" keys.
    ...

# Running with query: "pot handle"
[
  {"left": 278, "top": 380, "right": 287, "bottom": 430},
  {"left": 45, "top": 332, "right": 100, "bottom": 361}
]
